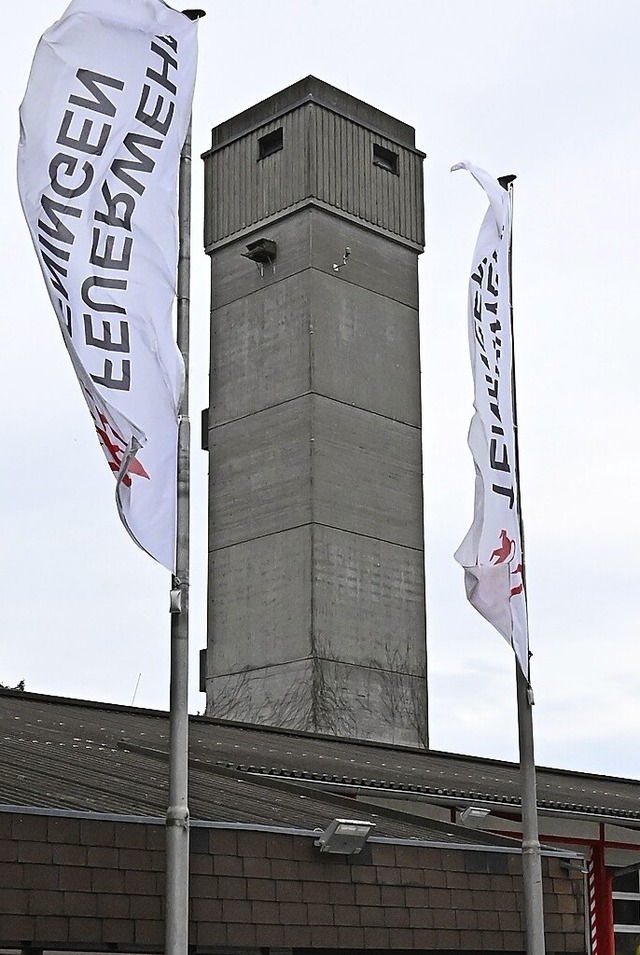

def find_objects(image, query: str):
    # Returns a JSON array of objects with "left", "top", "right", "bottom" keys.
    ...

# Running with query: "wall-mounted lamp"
[
  {"left": 459, "top": 806, "right": 491, "bottom": 826},
  {"left": 242, "top": 238, "right": 277, "bottom": 277},
  {"left": 332, "top": 247, "right": 351, "bottom": 272},
  {"left": 315, "top": 818, "right": 375, "bottom": 855}
]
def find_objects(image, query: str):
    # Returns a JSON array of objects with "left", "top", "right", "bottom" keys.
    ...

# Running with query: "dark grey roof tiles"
[{"left": 1, "top": 689, "right": 639, "bottom": 833}]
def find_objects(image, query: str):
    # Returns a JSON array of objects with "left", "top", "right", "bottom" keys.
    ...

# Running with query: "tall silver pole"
[
  {"left": 517, "top": 664, "right": 546, "bottom": 955},
  {"left": 166, "top": 117, "right": 192, "bottom": 955},
  {"left": 499, "top": 175, "right": 546, "bottom": 955}
]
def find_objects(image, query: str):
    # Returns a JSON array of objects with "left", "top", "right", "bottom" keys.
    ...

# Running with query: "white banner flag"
[
  {"left": 18, "top": 0, "right": 198, "bottom": 571},
  {"left": 452, "top": 162, "right": 529, "bottom": 675}
]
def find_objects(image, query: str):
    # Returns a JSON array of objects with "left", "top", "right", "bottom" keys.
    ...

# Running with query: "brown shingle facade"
[{"left": 0, "top": 809, "right": 584, "bottom": 952}]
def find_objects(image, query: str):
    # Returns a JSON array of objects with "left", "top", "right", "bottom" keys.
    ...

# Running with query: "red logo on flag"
[
  {"left": 490, "top": 529, "right": 514, "bottom": 564},
  {"left": 510, "top": 564, "right": 524, "bottom": 597},
  {"left": 491, "top": 530, "right": 524, "bottom": 597},
  {"left": 95, "top": 413, "right": 149, "bottom": 488},
  {"left": 81, "top": 384, "right": 150, "bottom": 488}
]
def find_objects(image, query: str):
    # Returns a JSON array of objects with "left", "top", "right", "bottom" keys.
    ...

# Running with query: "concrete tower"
[{"left": 201, "top": 77, "right": 427, "bottom": 747}]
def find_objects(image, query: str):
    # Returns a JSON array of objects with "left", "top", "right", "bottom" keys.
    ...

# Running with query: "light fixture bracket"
[{"left": 314, "top": 818, "right": 375, "bottom": 855}]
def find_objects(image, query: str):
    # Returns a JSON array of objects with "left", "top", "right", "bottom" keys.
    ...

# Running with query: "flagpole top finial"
[
  {"left": 498, "top": 174, "right": 517, "bottom": 190},
  {"left": 182, "top": 8, "right": 206, "bottom": 19}
]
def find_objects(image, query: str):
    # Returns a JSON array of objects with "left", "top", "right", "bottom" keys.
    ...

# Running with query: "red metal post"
[{"left": 589, "top": 831, "right": 615, "bottom": 955}]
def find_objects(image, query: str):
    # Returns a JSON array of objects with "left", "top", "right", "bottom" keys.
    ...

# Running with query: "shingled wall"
[{"left": 0, "top": 810, "right": 585, "bottom": 952}]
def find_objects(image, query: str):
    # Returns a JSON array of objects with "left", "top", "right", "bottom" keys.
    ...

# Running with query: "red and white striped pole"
[{"left": 588, "top": 835, "right": 615, "bottom": 955}]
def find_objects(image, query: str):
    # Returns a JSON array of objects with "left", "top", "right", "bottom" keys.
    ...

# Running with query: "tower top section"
[
  {"left": 205, "top": 75, "right": 420, "bottom": 152},
  {"left": 203, "top": 76, "right": 425, "bottom": 253}
]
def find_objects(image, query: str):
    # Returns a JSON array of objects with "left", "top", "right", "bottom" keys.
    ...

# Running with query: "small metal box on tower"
[{"left": 202, "top": 76, "right": 427, "bottom": 746}]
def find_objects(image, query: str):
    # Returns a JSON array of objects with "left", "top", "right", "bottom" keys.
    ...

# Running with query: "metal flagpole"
[
  {"left": 166, "top": 113, "right": 193, "bottom": 955},
  {"left": 499, "top": 174, "right": 546, "bottom": 955},
  {"left": 516, "top": 664, "right": 546, "bottom": 955},
  {"left": 165, "top": 16, "right": 204, "bottom": 954}
]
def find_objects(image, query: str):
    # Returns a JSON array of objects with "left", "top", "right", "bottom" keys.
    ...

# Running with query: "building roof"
[
  {"left": 0, "top": 690, "right": 514, "bottom": 852},
  {"left": 1, "top": 689, "right": 638, "bottom": 838},
  {"left": 206, "top": 75, "right": 418, "bottom": 153}
]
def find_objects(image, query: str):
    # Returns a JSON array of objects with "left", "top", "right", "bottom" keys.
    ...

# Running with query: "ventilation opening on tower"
[
  {"left": 258, "top": 127, "right": 283, "bottom": 160},
  {"left": 373, "top": 142, "right": 399, "bottom": 175}
]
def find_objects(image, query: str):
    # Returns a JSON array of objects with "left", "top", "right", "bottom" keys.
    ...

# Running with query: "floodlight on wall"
[
  {"left": 315, "top": 818, "right": 375, "bottom": 855},
  {"left": 242, "top": 238, "right": 277, "bottom": 277},
  {"left": 460, "top": 806, "right": 491, "bottom": 826}
]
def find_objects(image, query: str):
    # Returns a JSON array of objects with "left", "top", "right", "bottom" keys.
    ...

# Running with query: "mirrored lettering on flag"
[
  {"left": 18, "top": 0, "right": 199, "bottom": 570},
  {"left": 471, "top": 249, "right": 515, "bottom": 510},
  {"left": 452, "top": 161, "right": 529, "bottom": 676}
]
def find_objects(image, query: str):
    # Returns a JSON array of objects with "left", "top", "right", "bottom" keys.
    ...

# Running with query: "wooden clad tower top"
[{"left": 203, "top": 75, "right": 425, "bottom": 253}]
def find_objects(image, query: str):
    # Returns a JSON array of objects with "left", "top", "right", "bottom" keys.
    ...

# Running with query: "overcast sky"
[{"left": 2, "top": 0, "right": 639, "bottom": 780}]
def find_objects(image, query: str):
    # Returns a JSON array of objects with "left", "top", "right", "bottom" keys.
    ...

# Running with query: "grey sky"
[{"left": 2, "top": 1, "right": 639, "bottom": 778}]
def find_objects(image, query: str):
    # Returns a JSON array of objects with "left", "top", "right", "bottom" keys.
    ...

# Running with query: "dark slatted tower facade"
[{"left": 202, "top": 77, "right": 427, "bottom": 746}]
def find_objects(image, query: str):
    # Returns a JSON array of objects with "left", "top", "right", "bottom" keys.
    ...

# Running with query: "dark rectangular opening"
[
  {"left": 373, "top": 142, "right": 399, "bottom": 175},
  {"left": 614, "top": 898, "right": 640, "bottom": 924},
  {"left": 614, "top": 871, "right": 640, "bottom": 893},
  {"left": 258, "top": 127, "right": 283, "bottom": 160}
]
